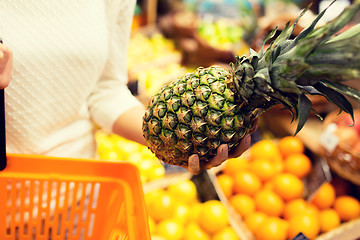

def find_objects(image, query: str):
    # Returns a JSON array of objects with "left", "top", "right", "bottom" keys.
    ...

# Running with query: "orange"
[
  {"left": 310, "top": 182, "right": 336, "bottom": 210},
  {"left": 223, "top": 157, "right": 249, "bottom": 177},
  {"left": 254, "top": 189, "right": 285, "bottom": 217},
  {"left": 319, "top": 209, "right": 341, "bottom": 233},
  {"left": 278, "top": 136, "right": 305, "bottom": 158},
  {"left": 273, "top": 157, "right": 285, "bottom": 174},
  {"left": 244, "top": 211, "right": 268, "bottom": 233},
  {"left": 273, "top": 173, "right": 304, "bottom": 201},
  {"left": 334, "top": 195, "right": 360, "bottom": 221},
  {"left": 167, "top": 179, "right": 198, "bottom": 204},
  {"left": 283, "top": 198, "right": 308, "bottom": 220},
  {"left": 284, "top": 200, "right": 319, "bottom": 220},
  {"left": 233, "top": 170, "right": 262, "bottom": 196},
  {"left": 288, "top": 212, "right": 320, "bottom": 239},
  {"left": 254, "top": 217, "right": 289, "bottom": 240},
  {"left": 229, "top": 194, "right": 256, "bottom": 218},
  {"left": 183, "top": 222, "right": 210, "bottom": 240},
  {"left": 250, "top": 139, "right": 282, "bottom": 160},
  {"left": 217, "top": 174, "right": 234, "bottom": 199},
  {"left": 283, "top": 153, "right": 312, "bottom": 178},
  {"left": 198, "top": 200, "right": 229, "bottom": 234},
  {"left": 212, "top": 226, "right": 239, "bottom": 240},
  {"left": 156, "top": 219, "right": 184, "bottom": 240},
  {"left": 305, "top": 203, "right": 320, "bottom": 217},
  {"left": 250, "top": 158, "right": 278, "bottom": 182}
]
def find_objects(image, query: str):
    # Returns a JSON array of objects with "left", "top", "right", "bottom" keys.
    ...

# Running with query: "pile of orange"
[
  {"left": 217, "top": 136, "right": 360, "bottom": 240},
  {"left": 146, "top": 179, "right": 240, "bottom": 240}
]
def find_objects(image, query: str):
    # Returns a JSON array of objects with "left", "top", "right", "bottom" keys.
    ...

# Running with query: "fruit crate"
[
  {"left": 207, "top": 140, "right": 360, "bottom": 240},
  {"left": 145, "top": 170, "right": 246, "bottom": 239},
  {"left": 0, "top": 154, "right": 150, "bottom": 240},
  {"left": 209, "top": 167, "right": 360, "bottom": 240},
  {"left": 320, "top": 110, "right": 360, "bottom": 186}
]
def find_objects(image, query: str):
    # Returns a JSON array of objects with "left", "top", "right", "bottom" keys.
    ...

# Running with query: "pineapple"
[{"left": 143, "top": 2, "right": 360, "bottom": 166}]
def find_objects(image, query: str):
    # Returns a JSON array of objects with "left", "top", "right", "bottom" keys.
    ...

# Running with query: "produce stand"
[
  {"left": 3, "top": 0, "right": 360, "bottom": 240},
  {"left": 127, "top": 1, "right": 360, "bottom": 239}
]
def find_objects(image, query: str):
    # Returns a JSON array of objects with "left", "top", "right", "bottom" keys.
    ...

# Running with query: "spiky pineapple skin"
[{"left": 142, "top": 66, "right": 256, "bottom": 166}]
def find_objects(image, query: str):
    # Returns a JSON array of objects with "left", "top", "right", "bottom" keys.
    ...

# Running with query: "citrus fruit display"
[
  {"left": 127, "top": 32, "right": 180, "bottom": 71},
  {"left": 215, "top": 136, "right": 360, "bottom": 239},
  {"left": 145, "top": 179, "right": 240, "bottom": 240},
  {"left": 95, "top": 131, "right": 165, "bottom": 183}
]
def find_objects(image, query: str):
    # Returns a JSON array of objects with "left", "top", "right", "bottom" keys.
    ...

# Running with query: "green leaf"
[
  {"left": 295, "top": 94, "right": 312, "bottom": 135},
  {"left": 322, "top": 81, "right": 360, "bottom": 102},
  {"left": 259, "top": 26, "right": 278, "bottom": 56},
  {"left": 287, "top": 1, "right": 334, "bottom": 49},
  {"left": 268, "top": 92, "right": 298, "bottom": 122},
  {"left": 307, "top": 33, "right": 360, "bottom": 68},
  {"left": 271, "top": 45, "right": 282, "bottom": 63},
  {"left": 314, "top": 82, "right": 354, "bottom": 117},
  {"left": 290, "top": 2, "right": 360, "bottom": 59},
  {"left": 297, "top": 85, "right": 321, "bottom": 95},
  {"left": 302, "top": 65, "right": 360, "bottom": 82},
  {"left": 327, "top": 23, "right": 360, "bottom": 43}
]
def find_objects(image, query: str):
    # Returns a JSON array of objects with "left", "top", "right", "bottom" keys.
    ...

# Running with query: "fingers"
[
  {"left": 187, "top": 154, "right": 201, "bottom": 175},
  {"left": 228, "top": 134, "right": 251, "bottom": 159},
  {"left": 204, "top": 144, "right": 228, "bottom": 170},
  {"left": 186, "top": 122, "right": 258, "bottom": 174},
  {"left": 249, "top": 118, "right": 259, "bottom": 135},
  {"left": 186, "top": 145, "right": 228, "bottom": 175}
]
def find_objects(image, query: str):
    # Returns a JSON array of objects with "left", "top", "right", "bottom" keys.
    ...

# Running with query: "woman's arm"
[{"left": 112, "top": 105, "right": 147, "bottom": 146}]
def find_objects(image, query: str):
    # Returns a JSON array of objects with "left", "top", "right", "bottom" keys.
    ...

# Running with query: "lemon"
[
  {"left": 198, "top": 200, "right": 229, "bottom": 234},
  {"left": 156, "top": 219, "right": 184, "bottom": 240},
  {"left": 183, "top": 222, "right": 210, "bottom": 240},
  {"left": 174, "top": 202, "right": 191, "bottom": 224},
  {"left": 147, "top": 191, "right": 177, "bottom": 222},
  {"left": 167, "top": 179, "right": 198, "bottom": 204}
]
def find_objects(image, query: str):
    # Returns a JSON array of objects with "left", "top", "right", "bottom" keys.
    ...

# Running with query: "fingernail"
[
  {"left": 220, "top": 145, "right": 228, "bottom": 158},
  {"left": 189, "top": 154, "right": 200, "bottom": 173}
]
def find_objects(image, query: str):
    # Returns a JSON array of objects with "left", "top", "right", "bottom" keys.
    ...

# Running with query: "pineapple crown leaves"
[{"left": 231, "top": 1, "right": 360, "bottom": 135}]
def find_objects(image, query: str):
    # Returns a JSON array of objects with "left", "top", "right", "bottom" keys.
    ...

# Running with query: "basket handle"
[{"left": 0, "top": 38, "right": 7, "bottom": 171}]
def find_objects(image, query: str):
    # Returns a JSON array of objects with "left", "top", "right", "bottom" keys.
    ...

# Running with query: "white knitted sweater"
[{"left": 1, "top": 0, "right": 142, "bottom": 158}]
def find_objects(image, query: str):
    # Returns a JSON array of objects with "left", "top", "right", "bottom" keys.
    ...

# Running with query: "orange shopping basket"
[
  {"left": 0, "top": 68, "right": 150, "bottom": 238},
  {"left": 0, "top": 154, "right": 151, "bottom": 240}
]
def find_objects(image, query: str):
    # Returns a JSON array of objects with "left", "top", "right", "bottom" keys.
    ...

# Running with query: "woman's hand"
[
  {"left": 186, "top": 118, "right": 259, "bottom": 175},
  {"left": 0, "top": 43, "right": 13, "bottom": 89}
]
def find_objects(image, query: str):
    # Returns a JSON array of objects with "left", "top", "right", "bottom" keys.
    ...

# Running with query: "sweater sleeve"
[{"left": 87, "top": 0, "right": 142, "bottom": 132}]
